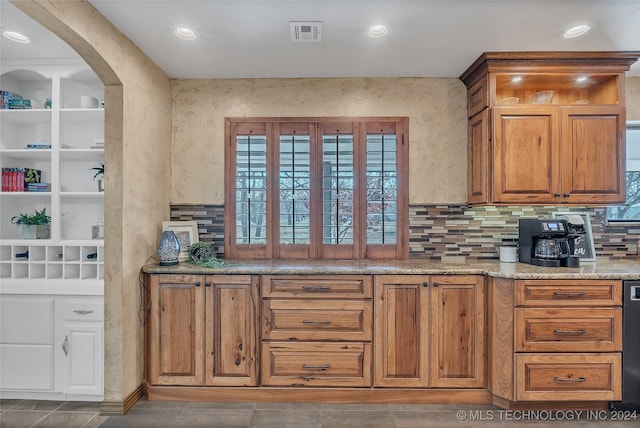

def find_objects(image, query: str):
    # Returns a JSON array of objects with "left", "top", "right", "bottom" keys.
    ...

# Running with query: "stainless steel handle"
[
  {"left": 554, "top": 376, "right": 586, "bottom": 383},
  {"left": 302, "top": 320, "right": 331, "bottom": 325},
  {"left": 553, "top": 329, "right": 587, "bottom": 335},
  {"left": 302, "top": 285, "right": 331, "bottom": 291},
  {"left": 302, "top": 364, "right": 331, "bottom": 369},
  {"left": 62, "top": 335, "right": 69, "bottom": 357},
  {"left": 554, "top": 291, "right": 586, "bottom": 298},
  {"left": 73, "top": 310, "right": 94, "bottom": 315}
]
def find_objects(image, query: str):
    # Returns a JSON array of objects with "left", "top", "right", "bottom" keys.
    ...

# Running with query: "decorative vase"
[
  {"left": 157, "top": 230, "right": 180, "bottom": 266},
  {"left": 21, "top": 224, "right": 50, "bottom": 239},
  {"left": 97, "top": 178, "right": 104, "bottom": 192}
]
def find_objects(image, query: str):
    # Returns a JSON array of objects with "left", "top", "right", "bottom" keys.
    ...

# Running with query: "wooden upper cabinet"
[
  {"left": 460, "top": 51, "right": 639, "bottom": 205},
  {"left": 560, "top": 106, "right": 625, "bottom": 204}
]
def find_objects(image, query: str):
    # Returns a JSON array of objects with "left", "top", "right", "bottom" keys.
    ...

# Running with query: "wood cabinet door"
[
  {"left": 492, "top": 107, "right": 560, "bottom": 203},
  {"left": 205, "top": 275, "right": 258, "bottom": 386},
  {"left": 430, "top": 275, "right": 485, "bottom": 388},
  {"left": 374, "top": 275, "right": 429, "bottom": 387},
  {"left": 147, "top": 274, "right": 205, "bottom": 386},
  {"left": 467, "top": 109, "right": 490, "bottom": 205},
  {"left": 560, "top": 106, "right": 625, "bottom": 204}
]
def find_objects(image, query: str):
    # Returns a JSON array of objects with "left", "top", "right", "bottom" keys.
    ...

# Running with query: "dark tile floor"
[{"left": 1, "top": 398, "right": 638, "bottom": 427}]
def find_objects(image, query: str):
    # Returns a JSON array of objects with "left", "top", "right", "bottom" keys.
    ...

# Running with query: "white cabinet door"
[
  {"left": 61, "top": 322, "right": 103, "bottom": 397},
  {"left": 57, "top": 296, "right": 104, "bottom": 399},
  {"left": 0, "top": 296, "right": 56, "bottom": 392}
]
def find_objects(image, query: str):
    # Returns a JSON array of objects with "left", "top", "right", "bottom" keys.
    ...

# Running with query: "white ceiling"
[{"left": 1, "top": 0, "right": 639, "bottom": 78}]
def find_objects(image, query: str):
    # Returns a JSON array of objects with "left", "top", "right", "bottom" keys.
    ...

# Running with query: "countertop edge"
[{"left": 141, "top": 260, "right": 640, "bottom": 280}]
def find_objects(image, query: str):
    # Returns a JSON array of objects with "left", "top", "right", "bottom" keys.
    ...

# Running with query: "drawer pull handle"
[
  {"left": 302, "top": 364, "right": 331, "bottom": 370},
  {"left": 554, "top": 376, "right": 587, "bottom": 383},
  {"left": 62, "top": 335, "right": 69, "bottom": 357},
  {"left": 553, "top": 329, "right": 587, "bottom": 335},
  {"left": 302, "top": 285, "right": 331, "bottom": 291},
  {"left": 73, "top": 310, "right": 94, "bottom": 315},
  {"left": 554, "top": 291, "right": 586, "bottom": 298},
  {"left": 302, "top": 320, "right": 332, "bottom": 325}
]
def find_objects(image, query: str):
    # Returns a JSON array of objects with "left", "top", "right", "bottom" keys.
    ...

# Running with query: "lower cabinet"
[
  {"left": 260, "top": 275, "right": 373, "bottom": 387},
  {"left": 489, "top": 278, "right": 622, "bottom": 403},
  {"left": 374, "top": 275, "right": 485, "bottom": 388},
  {"left": 146, "top": 274, "right": 258, "bottom": 386},
  {"left": 0, "top": 294, "right": 104, "bottom": 400}
]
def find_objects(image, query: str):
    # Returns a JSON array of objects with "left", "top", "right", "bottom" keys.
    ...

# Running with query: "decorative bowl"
[
  {"left": 497, "top": 97, "right": 520, "bottom": 105},
  {"left": 527, "top": 90, "right": 554, "bottom": 104},
  {"left": 572, "top": 99, "right": 590, "bottom": 104}
]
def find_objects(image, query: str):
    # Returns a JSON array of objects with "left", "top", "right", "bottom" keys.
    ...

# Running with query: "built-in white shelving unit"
[
  {"left": 0, "top": 61, "right": 104, "bottom": 400},
  {"left": 0, "top": 62, "right": 104, "bottom": 286}
]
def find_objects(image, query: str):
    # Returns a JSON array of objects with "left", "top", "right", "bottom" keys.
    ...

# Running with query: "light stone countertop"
[{"left": 142, "top": 258, "right": 640, "bottom": 279}]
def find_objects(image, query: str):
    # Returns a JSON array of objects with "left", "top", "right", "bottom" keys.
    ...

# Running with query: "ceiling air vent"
[{"left": 290, "top": 21, "right": 322, "bottom": 42}]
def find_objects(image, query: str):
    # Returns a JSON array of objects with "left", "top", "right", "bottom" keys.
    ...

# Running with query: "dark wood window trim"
[{"left": 224, "top": 117, "right": 409, "bottom": 260}]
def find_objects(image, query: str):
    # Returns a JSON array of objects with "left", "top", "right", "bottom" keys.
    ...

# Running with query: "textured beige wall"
[
  {"left": 172, "top": 77, "right": 468, "bottom": 204},
  {"left": 12, "top": 0, "right": 172, "bottom": 406},
  {"left": 628, "top": 77, "right": 640, "bottom": 120}
]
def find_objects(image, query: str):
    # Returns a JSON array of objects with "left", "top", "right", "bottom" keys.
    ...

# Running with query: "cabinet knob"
[
  {"left": 194, "top": 281, "right": 201, "bottom": 287},
  {"left": 553, "top": 193, "right": 561, "bottom": 197},
  {"left": 563, "top": 193, "right": 570, "bottom": 198},
  {"left": 433, "top": 281, "right": 439, "bottom": 287},
  {"left": 422, "top": 282, "right": 428, "bottom": 288},
  {"left": 205, "top": 281, "right": 211, "bottom": 287}
]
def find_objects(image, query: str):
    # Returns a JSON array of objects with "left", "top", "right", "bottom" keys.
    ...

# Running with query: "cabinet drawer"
[
  {"left": 262, "top": 275, "right": 372, "bottom": 299},
  {"left": 516, "top": 353, "right": 621, "bottom": 401},
  {"left": 515, "top": 308, "right": 622, "bottom": 352},
  {"left": 59, "top": 298, "right": 104, "bottom": 321},
  {"left": 262, "top": 300, "right": 372, "bottom": 341},
  {"left": 516, "top": 280, "right": 622, "bottom": 306},
  {"left": 261, "top": 342, "right": 371, "bottom": 387}
]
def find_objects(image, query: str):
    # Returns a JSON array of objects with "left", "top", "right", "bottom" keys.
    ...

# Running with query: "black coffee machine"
[{"left": 518, "top": 218, "right": 579, "bottom": 267}]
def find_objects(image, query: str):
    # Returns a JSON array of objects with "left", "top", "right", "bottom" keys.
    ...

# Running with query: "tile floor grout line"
[{"left": 27, "top": 410, "right": 52, "bottom": 428}]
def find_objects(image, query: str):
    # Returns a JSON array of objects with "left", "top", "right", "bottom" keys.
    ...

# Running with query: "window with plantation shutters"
[{"left": 225, "top": 117, "right": 408, "bottom": 260}]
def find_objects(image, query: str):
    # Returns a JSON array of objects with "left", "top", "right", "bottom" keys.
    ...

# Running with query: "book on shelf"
[
  {"left": 1, "top": 168, "right": 42, "bottom": 192},
  {"left": 25, "top": 143, "right": 52, "bottom": 149}
]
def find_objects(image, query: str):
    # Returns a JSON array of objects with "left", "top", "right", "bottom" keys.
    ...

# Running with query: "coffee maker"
[{"left": 518, "top": 218, "right": 579, "bottom": 267}]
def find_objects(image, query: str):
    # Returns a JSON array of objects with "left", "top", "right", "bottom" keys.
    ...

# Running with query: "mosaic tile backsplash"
[{"left": 171, "top": 204, "right": 640, "bottom": 262}]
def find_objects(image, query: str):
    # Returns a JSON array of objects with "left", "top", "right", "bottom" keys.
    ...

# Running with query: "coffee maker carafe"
[{"left": 518, "top": 218, "right": 577, "bottom": 267}]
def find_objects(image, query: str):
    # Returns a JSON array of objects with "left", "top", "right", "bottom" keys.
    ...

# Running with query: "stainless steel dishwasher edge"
[{"left": 611, "top": 281, "right": 640, "bottom": 411}]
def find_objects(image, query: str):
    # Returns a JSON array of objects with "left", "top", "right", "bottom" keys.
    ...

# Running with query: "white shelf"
[
  {"left": 0, "top": 149, "right": 52, "bottom": 160},
  {"left": 60, "top": 108, "right": 104, "bottom": 123},
  {"left": 59, "top": 149, "right": 103, "bottom": 160},
  {"left": 60, "top": 192, "right": 104, "bottom": 198},
  {"left": 0, "top": 109, "right": 51, "bottom": 124},
  {"left": 0, "top": 191, "right": 51, "bottom": 197}
]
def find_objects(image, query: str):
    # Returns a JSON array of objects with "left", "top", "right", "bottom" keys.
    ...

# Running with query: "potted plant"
[
  {"left": 11, "top": 207, "right": 51, "bottom": 239},
  {"left": 90, "top": 162, "right": 104, "bottom": 192}
]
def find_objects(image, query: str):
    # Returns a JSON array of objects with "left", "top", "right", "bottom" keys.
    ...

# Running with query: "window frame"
[
  {"left": 224, "top": 117, "right": 409, "bottom": 260},
  {"left": 606, "top": 121, "right": 640, "bottom": 224}
]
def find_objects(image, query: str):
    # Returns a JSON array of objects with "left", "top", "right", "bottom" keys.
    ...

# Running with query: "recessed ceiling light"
[
  {"left": 2, "top": 30, "right": 31, "bottom": 44},
  {"left": 563, "top": 24, "right": 590, "bottom": 39},
  {"left": 174, "top": 27, "right": 196, "bottom": 40},
  {"left": 368, "top": 24, "right": 388, "bottom": 38},
  {"left": 511, "top": 76, "right": 523, "bottom": 83},
  {"left": 576, "top": 76, "right": 589, "bottom": 83}
]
